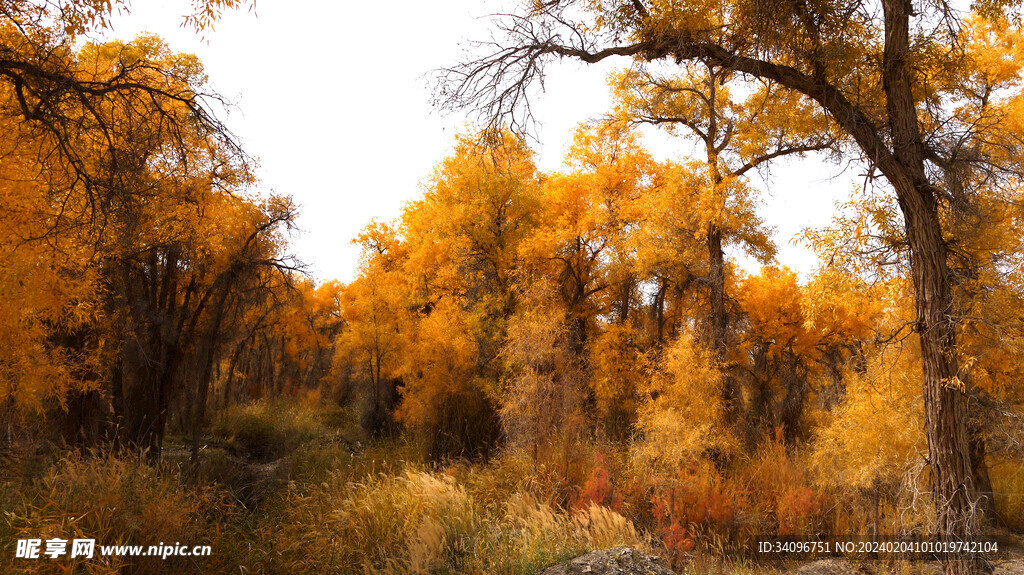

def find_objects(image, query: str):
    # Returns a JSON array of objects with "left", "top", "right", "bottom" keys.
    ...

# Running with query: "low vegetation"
[{"left": 5, "top": 397, "right": 1021, "bottom": 573}]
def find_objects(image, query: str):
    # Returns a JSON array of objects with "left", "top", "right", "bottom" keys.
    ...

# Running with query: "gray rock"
[{"left": 538, "top": 547, "right": 674, "bottom": 575}]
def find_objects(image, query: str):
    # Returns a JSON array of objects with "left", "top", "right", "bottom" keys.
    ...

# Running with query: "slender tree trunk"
[
  {"left": 707, "top": 222, "right": 739, "bottom": 427},
  {"left": 191, "top": 287, "right": 230, "bottom": 461},
  {"left": 652, "top": 277, "right": 668, "bottom": 347},
  {"left": 616, "top": 274, "right": 634, "bottom": 324},
  {"left": 222, "top": 345, "right": 238, "bottom": 410},
  {"left": 968, "top": 419, "right": 996, "bottom": 521}
]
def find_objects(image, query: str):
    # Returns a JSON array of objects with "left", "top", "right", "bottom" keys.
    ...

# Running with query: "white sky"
[{"left": 101, "top": 0, "right": 857, "bottom": 283}]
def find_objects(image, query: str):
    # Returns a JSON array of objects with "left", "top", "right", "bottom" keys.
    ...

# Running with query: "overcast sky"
[{"left": 100, "top": 0, "right": 856, "bottom": 283}]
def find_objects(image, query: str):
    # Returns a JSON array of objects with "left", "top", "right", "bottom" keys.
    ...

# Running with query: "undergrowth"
[{"left": 3, "top": 397, "right": 1020, "bottom": 574}]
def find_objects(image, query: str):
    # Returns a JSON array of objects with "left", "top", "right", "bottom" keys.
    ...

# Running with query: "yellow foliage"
[
  {"left": 589, "top": 324, "right": 643, "bottom": 438},
  {"left": 500, "top": 283, "right": 588, "bottom": 449},
  {"left": 636, "top": 333, "right": 737, "bottom": 467},
  {"left": 811, "top": 348, "right": 925, "bottom": 491}
]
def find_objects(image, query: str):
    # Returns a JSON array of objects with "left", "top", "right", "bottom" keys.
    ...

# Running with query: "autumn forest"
[{"left": 2, "top": 0, "right": 1024, "bottom": 574}]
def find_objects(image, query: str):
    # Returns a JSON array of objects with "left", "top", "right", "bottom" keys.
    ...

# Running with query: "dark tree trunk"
[
  {"left": 968, "top": 418, "right": 996, "bottom": 521},
  {"left": 746, "top": 346, "right": 773, "bottom": 448},
  {"left": 651, "top": 277, "right": 668, "bottom": 347},
  {"left": 707, "top": 222, "right": 738, "bottom": 426},
  {"left": 616, "top": 274, "right": 634, "bottom": 324},
  {"left": 191, "top": 286, "right": 231, "bottom": 461},
  {"left": 120, "top": 323, "right": 164, "bottom": 460},
  {"left": 778, "top": 357, "right": 808, "bottom": 444}
]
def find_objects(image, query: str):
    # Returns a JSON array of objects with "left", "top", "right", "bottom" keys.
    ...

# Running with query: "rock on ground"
[{"left": 538, "top": 547, "right": 674, "bottom": 575}]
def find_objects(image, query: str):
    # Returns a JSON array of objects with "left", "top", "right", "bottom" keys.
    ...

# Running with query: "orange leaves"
[
  {"left": 588, "top": 324, "right": 642, "bottom": 433},
  {"left": 402, "top": 130, "right": 540, "bottom": 305},
  {"left": 810, "top": 349, "right": 925, "bottom": 491},
  {"left": 637, "top": 160, "right": 775, "bottom": 274},
  {"left": 0, "top": 32, "right": 300, "bottom": 435},
  {"left": 799, "top": 192, "right": 907, "bottom": 278},
  {"left": 395, "top": 298, "right": 480, "bottom": 430},
  {"left": 11, "top": 0, "right": 247, "bottom": 37},
  {"left": 647, "top": 465, "right": 742, "bottom": 563},
  {"left": 534, "top": 124, "right": 654, "bottom": 257},
  {"left": 574, "top": 453, "right": 623, "bottom": 511},
  {"left": 921, "top": 15, "right": 1024, "bottom": 111},
  {"left": 736, "top": 267, "right": 816, "bottom": 360},
  {"left": 775, "top": 486, "right": 821, "bottom": 536},
  {"left": 736, "top": 266, "right": 879, "bottom": 362}
]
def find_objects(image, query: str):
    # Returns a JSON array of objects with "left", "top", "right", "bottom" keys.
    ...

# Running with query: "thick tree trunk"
[
  {"left": 640, "top": 28, "right": 985, "bottom": 555},
  {"left": 878, "top": 0, "right": 984, "bottom": 568},
  {"left": 900, "top": 183, "right": 985, "bottom": 574}
]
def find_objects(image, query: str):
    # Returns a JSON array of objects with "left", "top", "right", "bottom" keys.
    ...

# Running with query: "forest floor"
[
  {"left": 155, "top": 398, "right": 1024, "bottom": 575},
  {"left": 4, "top": 397, "right": 1023, "bottom": 574}
]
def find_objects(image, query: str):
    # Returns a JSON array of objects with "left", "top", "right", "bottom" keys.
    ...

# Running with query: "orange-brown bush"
[
  {"left": 617, "top": 435, "right": 837, "bottom": 564},
  {"left": 740, "top": 440, "right": 826, "bottom": 537},
  {"left": 639, "top": 463, "right": 746, "bottom": 564}
]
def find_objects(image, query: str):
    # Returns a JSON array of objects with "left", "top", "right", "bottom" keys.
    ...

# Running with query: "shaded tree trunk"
[
  {"left": 968, "top": 419, "right": 996, "bottom": 521},
  {"left": 191, "top": 286, "right": 231, "bottom": 461},
  {"left": 778, "top": 357, "right": 808, "bottom": 444},
  {"left": 707, "top": 222, "right": 738, "bottom": 426},
  {"left": 651, "top": 277, "right": 668, "bottom": 347}
]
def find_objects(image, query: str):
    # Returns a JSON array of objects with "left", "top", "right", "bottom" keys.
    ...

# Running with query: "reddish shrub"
[
  {"left": 776, "top": 485, "right": 820, "bottom": 536},
  {"left": 661, "top": 521, "right": 695, "bottom": 564},
  {"left": 574, "top": 452, "right": 623, "bottom": 511}
]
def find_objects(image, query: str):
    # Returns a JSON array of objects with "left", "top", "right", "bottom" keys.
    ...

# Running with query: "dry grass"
[
  {"left": 272, "top": 468, "right": 643, "bottom": 575},
  {"left": 1, "top": 452, "right": 232, "bottom": 575},
  {"left": 4, "top": 396, "right": 1019, "bottom": 575}
]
